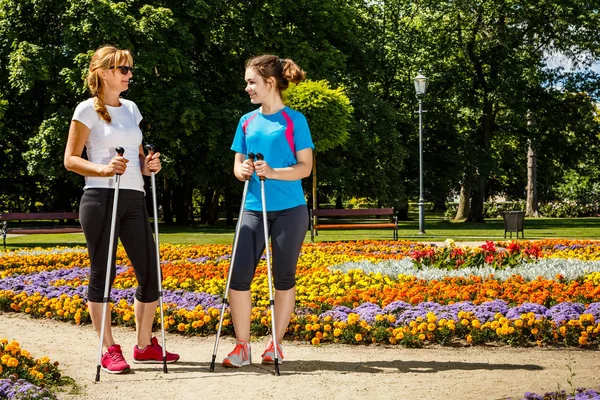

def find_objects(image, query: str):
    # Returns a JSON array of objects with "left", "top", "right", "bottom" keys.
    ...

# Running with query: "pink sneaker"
[
  {"left": 261, "top": 339, "right": 284, "bottom": 365},
  {"left": 101, "top": 344, "right": 131, "bottom": 374},
  {"left": 133, "top": 337, "right": 180, "bottom": 364}
]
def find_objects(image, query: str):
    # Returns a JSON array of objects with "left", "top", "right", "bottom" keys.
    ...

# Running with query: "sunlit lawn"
[{"left": 3, "top": 211, "right": 600, "bottom": 250}]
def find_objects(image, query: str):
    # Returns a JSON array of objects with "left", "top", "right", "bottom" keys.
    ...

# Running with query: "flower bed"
[
  {"left": 0, "top": 339, "right": 63, "bottom": 399},
  {"left": 1, "top": 240, "right": 600, "bottom": 348}
]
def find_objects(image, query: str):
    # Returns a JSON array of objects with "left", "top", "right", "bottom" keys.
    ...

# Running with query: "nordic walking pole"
[
  {"left": 210, "top": 152, "right": 255, "bottom": 372},
  {"left": 95, "top": 146, "right": 124, "bottom": 382},
  {"left": 256, "top": 153, "right": 280, "bottom": 376},
  {"left": 144, "top": 144, "right": 168, "bottom": 374}
]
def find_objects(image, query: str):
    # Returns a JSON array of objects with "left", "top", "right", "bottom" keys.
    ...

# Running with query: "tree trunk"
[
  {"left": 469, "top": 176, "right": 486, "bottom": 222},
  {"left": 224, "top": 186, "right": 234, "bottom": 225},
  {"left": 174, "top": 184, "right": 188, "bottom": 225},
  {"left": 207, "top": 187, "right": 221, "bottom": 224},
  {"left": 526, "top": 139, "right": 540, "bottom": 217},
  {"left": 454, "top": 182, "right": 471, "bottom": 221},
  {"left": 312, "top": 152, "right": 317, "bottom": 227},
  {"left": 469, "top": 97, "right": 494, "bottom": 223},
  {"left": 163, "top": 176, "right": 173, "bottom": 224}
]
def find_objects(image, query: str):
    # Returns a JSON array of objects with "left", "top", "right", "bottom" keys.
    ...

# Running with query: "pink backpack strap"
[
  {"left": 281, "top": 110, "right": 295, "bottom": 156},
  {"left": 242, "top": 112, "right": 258, "bottom": 134},
  {"left": 242, "top": 110, "right": 295, "bottom": 156}
]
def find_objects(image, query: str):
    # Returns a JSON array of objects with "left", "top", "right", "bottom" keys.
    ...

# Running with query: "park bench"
[
  {"left": 309, "top": 208, "right": 398, "bottom": 242},
  {"left": 0, "top": 212, "right": 81, "bottom": 250}
]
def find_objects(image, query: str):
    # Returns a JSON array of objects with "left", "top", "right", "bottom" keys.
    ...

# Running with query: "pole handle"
[
  {"left": 256, "top": 153, "right": 265, "bottom": 181},
  {"left": 115, "top": 147, "right": 125, "bottom": 176}
]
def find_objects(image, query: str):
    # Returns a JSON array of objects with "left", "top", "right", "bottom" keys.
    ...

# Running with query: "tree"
[{"left": 285, "top": 79, "right": 353, "bottom": 219}]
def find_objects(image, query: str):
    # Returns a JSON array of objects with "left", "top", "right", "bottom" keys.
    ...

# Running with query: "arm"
[
  {"left": 254, "top": 148, "right": 313, "bottom": 181},
  {"left": 139, "top": 145, "right": 161, "bottom": 176},
  {"left": 63, "top": 120, "right": 128, "bottom": 177}
]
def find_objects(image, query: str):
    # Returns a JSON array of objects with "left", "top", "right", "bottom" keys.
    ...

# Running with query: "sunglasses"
[{"left": 110, "top": 65, "right": 133, "bottom": 75}]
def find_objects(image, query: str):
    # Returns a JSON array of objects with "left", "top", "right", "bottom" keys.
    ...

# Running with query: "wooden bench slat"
[
  {"left": 10, "top": 228, "right": 83, "bottom": 234},
  {"left": 314, "top": 223, "right": 397, "bottom": 230},
  {"left": 0, "top": 212, "right": 79, "bottom": 221},
  {"left": 312, "top": 208, "right": 394, "bottom": 217}
]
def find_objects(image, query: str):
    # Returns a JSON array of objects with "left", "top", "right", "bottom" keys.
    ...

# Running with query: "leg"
[
  {"left": 273, "top": 288, "right": 296, "bottom": 344},
  {"left": 88, "top": 302, "right": 116, "bottom": 349},
  {"left": 229, "top": 290, "right": 253, "bottom": 343},
  {"left": 228, "top": 210, "right": 265, "bottom": 343},
  {"left": 270, "top": 206, "right": 308, "bottom": 343},
  {"left": 117, "top": 191, "right": 159, "bottom": 349},
  {"left": 222, "top": 210, "right": 264, "bottom": 368},
  {"left": 134, "top": 298, "right": 158, "bottom": 348},
  {"left": 80, "top": 189, "right": 119, "bottom": 350}
]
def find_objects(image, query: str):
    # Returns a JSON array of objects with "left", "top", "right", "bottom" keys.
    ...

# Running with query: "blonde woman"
[{"left": 64, "top": 45, "right": 179, "bottom": 374}]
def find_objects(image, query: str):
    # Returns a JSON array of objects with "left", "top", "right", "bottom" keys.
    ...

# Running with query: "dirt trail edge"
[{"left": 2, "top": 313, "right": 599, "bottom": 400}]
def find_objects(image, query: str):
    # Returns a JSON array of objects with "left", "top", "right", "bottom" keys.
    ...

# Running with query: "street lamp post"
[{"left": 414, "top": 71, "right": 427, "bottom": 234}]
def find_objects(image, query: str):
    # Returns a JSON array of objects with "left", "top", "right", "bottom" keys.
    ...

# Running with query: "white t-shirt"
[{"left": 72, "top": 98, "right": 145, "bottom": 193}]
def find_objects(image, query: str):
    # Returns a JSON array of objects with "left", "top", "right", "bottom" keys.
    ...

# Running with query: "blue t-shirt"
[{"left": 231, "top": 106, "right": 314, "bottom": 211}]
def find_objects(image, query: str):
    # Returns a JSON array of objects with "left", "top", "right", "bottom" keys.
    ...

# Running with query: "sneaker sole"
[
  {"left": 132, "top": 357, "right": 180, "bottom": 364},
  {"left": 222, "top": 360, "right": 251, "bottom": 368},
  {"left": 261, "top": 359, "right": 283, "bottom": 365},
  {"left": 101, "top": 366, "right": 131, "bottom": 374}
]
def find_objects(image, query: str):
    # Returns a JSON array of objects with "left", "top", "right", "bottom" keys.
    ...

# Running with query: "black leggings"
[
  {"left": 229, "top": 205, "right": 308, "bottom": 291},
  {"left": 80, "top": 188, "right": 159, "bottom": 303}
]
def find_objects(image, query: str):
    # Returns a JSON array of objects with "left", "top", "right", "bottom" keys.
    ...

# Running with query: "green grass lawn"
[{"left": 3, "top": 213, "right": 599, "bottom": 250}]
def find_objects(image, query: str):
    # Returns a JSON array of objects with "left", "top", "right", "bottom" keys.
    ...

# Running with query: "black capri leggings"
[
  {"left": 229, "top": 205, "right": 308, "bottom": 291},
  {"left": 80, "top": 188, "right": 159, "bottom": 303}
]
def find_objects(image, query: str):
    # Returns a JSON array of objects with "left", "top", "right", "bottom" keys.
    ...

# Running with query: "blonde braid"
[{"left": 85, "top": 45, "right": 133, "bottom": 124}]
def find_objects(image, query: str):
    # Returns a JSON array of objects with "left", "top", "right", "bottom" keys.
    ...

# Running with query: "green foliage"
[
  {"left": 0, "top": 0, "right": 599, "bottom": 222},
  {"left": 285, "top": 79, "right": 353, "bottom": 152}
]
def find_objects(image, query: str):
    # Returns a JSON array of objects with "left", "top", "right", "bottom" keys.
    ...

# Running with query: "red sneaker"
[
  {"left": 261, "top": 339, "right": 284, "bottom": 365},
  {"left": 101, "top": 344, "right": 131, "bottom": 374},
  {"left": 133, "top": 337, "right": 180, "bottom": 364}
]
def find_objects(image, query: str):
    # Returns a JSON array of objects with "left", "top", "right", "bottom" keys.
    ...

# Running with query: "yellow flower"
[
  {"left": 311, "top": 337, "right": 320, "bottom": 345},
  {"left": 333, "top": 328, "right": 342, "bottom": 337},
  {"left": 177, "top": 323, "right": 186, "bottom": 332},
  {"left": 427, "top": 323, "right": 436, "bottom": 332},
  {"left": 418, "top": 334, "right": 425, "bottom": 341},
  {"left": 355, "top": 334, "right": 363, "bottom": 342},
  {"left": 559, "top": 326, "right": 567, "bottom": 336},
  {"left": 466, "top": 334, "right": 472, "bottom": 343}
]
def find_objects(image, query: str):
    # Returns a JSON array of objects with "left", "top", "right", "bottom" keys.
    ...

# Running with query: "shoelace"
[
  {"left": 262, "top": 342, "right": 283, "bottom": 357},
  {"left": 229, "top": 343, "right": 249, "bottom": 358},
  {"left": 108, "top": 351, "right": 125, "bottom": 362}
]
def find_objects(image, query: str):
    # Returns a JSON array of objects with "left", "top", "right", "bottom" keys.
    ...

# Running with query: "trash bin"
[{"left": 500, "top": 211, "right": 525, "bottom": 239}]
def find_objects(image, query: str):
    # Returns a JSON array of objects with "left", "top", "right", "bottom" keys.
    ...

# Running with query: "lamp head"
[{"left": 414, "top": 70, "right": 427, "bottom": 97}]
